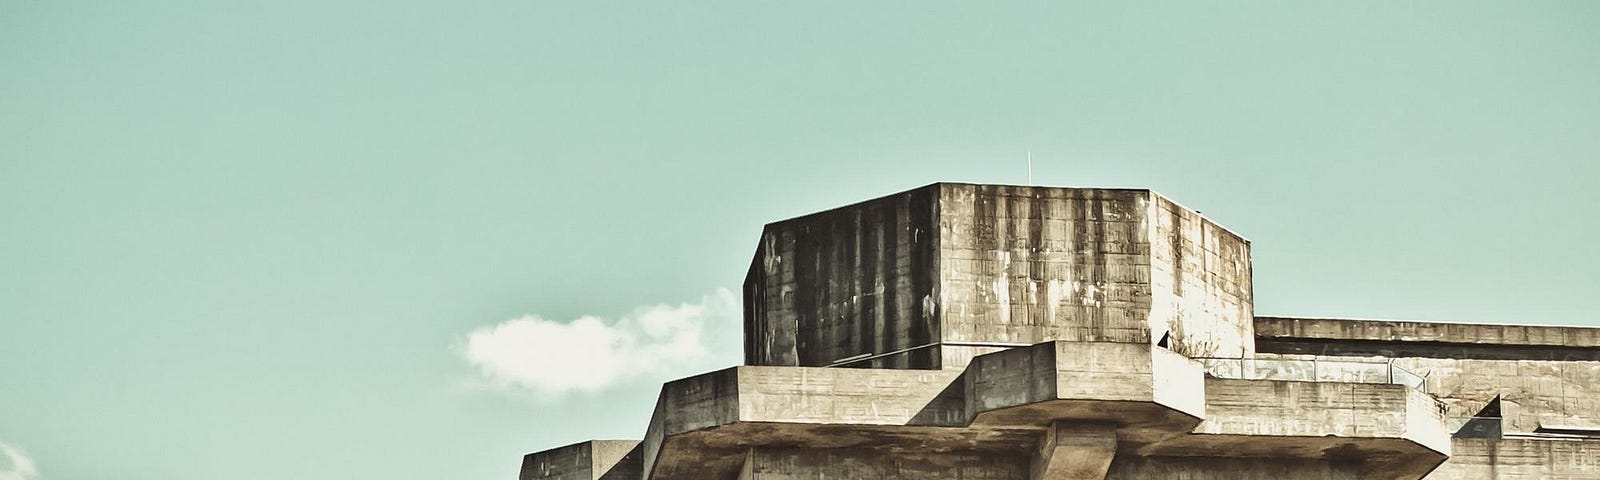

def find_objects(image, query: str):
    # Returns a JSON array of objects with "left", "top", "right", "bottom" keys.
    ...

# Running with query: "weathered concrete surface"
[
  {"left": 1257, "top": 317, "right": 1600, "bottom": 348},
  {"left": 634, "top": 342, "right": 1445, "bottom": 480},
  {"left": 744, "top": 187, "right": 940, "bottom": 368},
  {"left": 1031, "top": 422, "right": 1116, "bottom": 480},
  {"left": 937, "top": 187, "right": 1152, "bottom": 351},
  {"left": 1257, "top": 316, "right": 1600, "bottom": 361},
  {"left": 521, "top": 440, "right": 642, "bottom": 480},
  {"left": 641, "top": 366, "right": 974, "bottom": 480},
  {"left": 1106, "top": 456, "right": 1362, "bottom": 479},
  {"left": 523, "top": 185, "right": 1600, "bottom": 480},
  {"left": 743, "top": 448, "right": 1028, "bottom": 480},
  {"left": 1141, "top": 378, "right": 1449, "bottom": 479},
  {"left": 1255, "top": 317, "right": 1600, "bottom": 436},
  {"left": 936, "top": 185, "right": 1253, "bottom": 361},
  {"left": 1426, "top": 438, "right": 1600, "bottom": 479},
  {"left": 963, "top": 342, "right": 1204, "bottom": 451},
  {"left": 744, "top": 183, "right": 1255, "bottom": 370},
  {"left": 1396, "top": 358, "right": 1600, "bottom": 435},
  {"left": 1144, "top": 193, "right": 1254, "bottom": 359},
  {"left": 1254, "top": 349, "right": 1600, "bottom": 478},
  {"left": 1257, "top": 353, "right": 1600, "bottom": 437}
]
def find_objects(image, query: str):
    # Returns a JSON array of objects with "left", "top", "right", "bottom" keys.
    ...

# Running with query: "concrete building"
[{"left": 520, "top": 183, "right": 1600, "bottom": 479}]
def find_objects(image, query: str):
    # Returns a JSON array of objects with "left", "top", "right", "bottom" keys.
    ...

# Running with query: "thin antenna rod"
[{"left": 1027, "top": 150, "right": 1033, "bottom": 186}]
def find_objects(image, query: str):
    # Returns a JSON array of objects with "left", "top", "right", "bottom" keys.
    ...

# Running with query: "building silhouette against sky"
[{"left": 520, "top": 183, "right": 1600, "bottom": 479}]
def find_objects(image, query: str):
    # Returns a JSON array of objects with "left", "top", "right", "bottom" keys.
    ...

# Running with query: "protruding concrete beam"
[
  {"left": 1031, "top": 422, "right": 1117, "bottom": 480},
  {"left": 735, "top": 449, "right": 753, "bottom": 480}
]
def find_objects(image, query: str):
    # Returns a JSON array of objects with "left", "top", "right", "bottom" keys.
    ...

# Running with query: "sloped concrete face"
[
  {"left": 1031, "top": 422, "right": 1117, "bottom": 480},
  {"left": 521, "top": 441, "right": 642, "bottom": 480},
  {"left": 743, "top": 186, "right": 941, "bottom": 369}
]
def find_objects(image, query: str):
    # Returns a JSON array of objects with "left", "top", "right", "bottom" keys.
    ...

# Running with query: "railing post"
[{"left": 1387, "top": 358, "right": 1394, "bottom": 386}]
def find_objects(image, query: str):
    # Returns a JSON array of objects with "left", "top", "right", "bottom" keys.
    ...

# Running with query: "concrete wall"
[
  {"left": 744, "top": 185, "right": 940, "bottom": 368},
  {"left": 937, "top": 185, "right": 1152, "bottom": 352},
  {"left": 736, "top": 366, "right": 965, "bottom": 426},
  {"left": 521, "top": 442, "right": 593, "bottom": 480},
  {"left": 1427, "top": 438, "right": 1600, "bottom": 479},
  {"left": 1393, "top": 358, "right": 1600, "bottom": 434},
  {"left": 934, "top": 186, "right": 1253, "bottom": 360},
  {"left": 1196, "top": 379, "right": 1439, "bottom": 442},
  {"left": 588, "top": 441, "right": 642, "bottom": 480},
  {"left": 1252, "top": 320, "right": 1600, "bottom": 479},
  {"left": 1146, "top": 194, "right": 1252, "bottom": 358},
  {"left": 521, "top": 441, "right": 641, "bottom": 480},
  {"left": 1253, "top": 318, "right": 1600, "bottom": 435},
  {"left": 1107, "top": 456, "right": 1361, "bottom": 480},
  {"left": 743, "top": 448, "right": 1027, "bottom": 480}
]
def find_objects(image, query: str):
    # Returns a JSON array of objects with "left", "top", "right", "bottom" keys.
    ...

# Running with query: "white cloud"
[
  {"left": 462, "top": 289, "right": 739, "bottom": 398},
  {"left": 0, "top": 442, "right": 38, "bottom": 480}
]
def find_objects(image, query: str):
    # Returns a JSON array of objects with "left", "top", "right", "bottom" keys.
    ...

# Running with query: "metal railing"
[{"left": 1197, "top": 357, "right": 1428, "bottom": 392}]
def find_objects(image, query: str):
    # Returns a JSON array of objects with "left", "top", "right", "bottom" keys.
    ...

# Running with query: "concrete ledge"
[
  {"left": 964, "top": 342, "right": 1205, "bottom": 450},
  {"left": 632, "top": 342, "right": 1456, "bottom": 480},
  {"left": 1255, "top": 316, "right": 1600, "bottom": 349},
  {"left": 640, "top": 342, "right": 1209, "bottom": 479},
  {"left": 641, "top": 365, "right": 972, "bottom": 479},
  {"left": 964, "top": 342, "right": 1203, "bottom": 417},
  {"left": 1145, "top": 378, "right": 1450, "bottom": 480}
]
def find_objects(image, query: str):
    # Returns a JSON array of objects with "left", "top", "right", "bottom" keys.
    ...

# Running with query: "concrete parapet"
[
  {"left": 1256, "top": 317, "right": 1600, "bottom": 348},
  {"left": 520, "top": 440, "right": 642, "bottom": 480},
  {"left": 963, "top": 342, "right": 1205, "bottom": 449},
  {"left": 1147, "top": 378, "right": 1449, "bottom": 480}
]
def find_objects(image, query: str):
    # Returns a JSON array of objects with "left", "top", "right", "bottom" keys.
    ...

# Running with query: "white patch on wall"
[
  {"left": 461, "top": 289, "right": 739, "bottom": 399},
  {"left": 993, "top": 251, "right": 1011, "bottom": 325},
  {"left": 0, "top": 441, "right": 39, "bottom": 480}
]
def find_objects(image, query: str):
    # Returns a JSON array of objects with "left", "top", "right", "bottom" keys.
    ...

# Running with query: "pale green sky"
[{"left": 2, "top": 1, "right": 1598, "bottom": 479}]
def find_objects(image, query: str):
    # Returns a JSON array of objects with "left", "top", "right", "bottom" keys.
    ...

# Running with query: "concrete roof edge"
[
  {"left": 758, "top": 181, "right": 1176, "bottom": 226},
  {"left": 1256, "top": 315, "right": 1600, "bottom": 331},
  {"left": 1146, "top": 189, "right": 1252, "bottom": 244},
  {"left": 760, "top": 182, "right": 944, "bottom": 227},
  {"left": 522, "top": 439, "right": 596, "bottom": 458}
]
